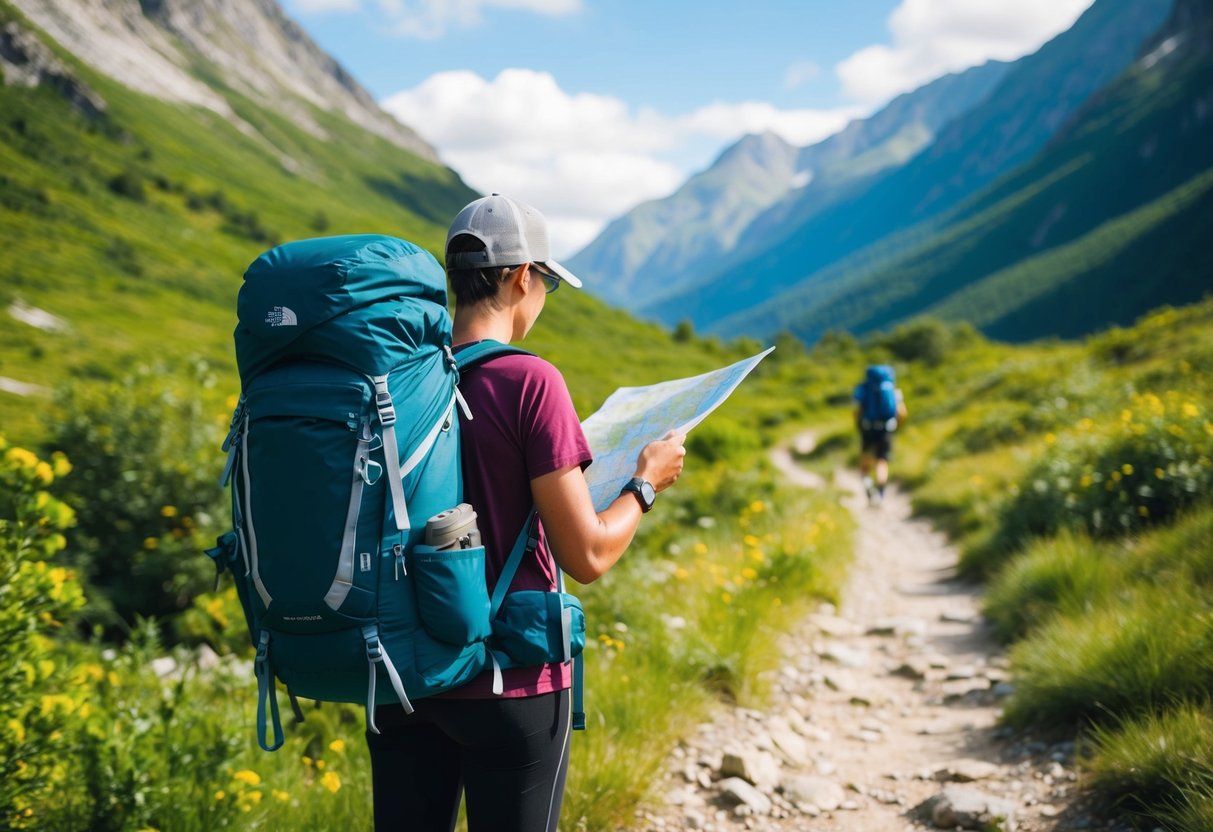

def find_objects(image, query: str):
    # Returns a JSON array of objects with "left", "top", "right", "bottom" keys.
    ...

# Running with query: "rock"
[
  {"left": 917, "top": 785, "right": 1018, "bottom": 830},
  {"left": 720, "top": 750, "right": 781, "bottom": 788},
  {"left": 781, "top": 775, "right": 845, "bottom": 812},
  {"left": 809, "top": 613, "right": 860, "bottom": 638},
  {"left": 820, "top": 644, "right": 868, "bottom": 668},
  {"left": 196, "top": 644, "right": 221, "bottom": 671},
  {"left": 151, "top": 656, "right": 178, "bottom": 678},
  {"left": 941, "top": 608, "right": 978, "bottom": 623},
  {"left": 946, "top": 665, "right": 979, "bottom": 680},
  {"left": 770, "top": 725, "right": 809, "bottom": 765},
  {"left": 717, "top": 778, "right": 772, "bottom": 815},
  {"left": 890, "top": 659, "right": 929, "bottom": 680},
  {"left": 867, "top": 616, "right": 928, "bottom": 637},
  {"left": 936, "top": 759, "right": 1000, "bottom": 782}
]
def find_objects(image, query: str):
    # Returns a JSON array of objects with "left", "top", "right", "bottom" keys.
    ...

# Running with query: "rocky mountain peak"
[{"left": 7, "top": 0, "right": 437, "bottom": 162}]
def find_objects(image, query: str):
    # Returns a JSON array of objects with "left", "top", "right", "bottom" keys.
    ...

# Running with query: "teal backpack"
[
  {"left": 858, "top": 364, "right": 899, "bottom": 432},
  {"left": 208, "top": 235, "right": 585, "bottom": 751}
]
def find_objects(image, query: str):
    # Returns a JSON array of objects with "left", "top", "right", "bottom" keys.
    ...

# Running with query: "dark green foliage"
[{"left": 46, "top": 363, "right": 226, "bottom": 631}]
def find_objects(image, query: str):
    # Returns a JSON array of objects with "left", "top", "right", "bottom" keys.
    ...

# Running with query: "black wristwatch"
[{"left": 620, "top": 477, "right": 656, "bottom": 513}]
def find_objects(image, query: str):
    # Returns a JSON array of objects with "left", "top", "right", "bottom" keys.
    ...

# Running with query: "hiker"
[
  {"left": 853, "top": 364, "right": 907, "bottom": 506},
  {"left": 366, "top": 194, "right": 687, "bottom": 832}
]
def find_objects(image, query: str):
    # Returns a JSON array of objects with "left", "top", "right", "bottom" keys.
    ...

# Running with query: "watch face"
[{"left": 640, "top": 481, "right": 656, "bottom": 504}]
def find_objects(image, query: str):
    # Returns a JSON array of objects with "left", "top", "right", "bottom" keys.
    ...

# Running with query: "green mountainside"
[
  {"left": 568, "top": 60, "right": 1009, "bottom": 312},
  {"left": 0, "top": 1, "right": 727, "bottom": 445},
  {"left": 646, "top": 0, "right": 1175, "bottom": 336},
  {"left": 717, "top": 0, "right": 1213, "bottom": 343}
]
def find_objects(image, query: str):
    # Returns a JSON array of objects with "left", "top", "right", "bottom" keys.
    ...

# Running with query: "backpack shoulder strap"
[{"left": 453, "top": 339, "right": 534, "bottom": 372}]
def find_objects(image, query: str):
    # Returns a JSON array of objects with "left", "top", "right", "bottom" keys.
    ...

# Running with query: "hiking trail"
[{"left": 628, "top": 430, "right": 1104, "bottom": 832}]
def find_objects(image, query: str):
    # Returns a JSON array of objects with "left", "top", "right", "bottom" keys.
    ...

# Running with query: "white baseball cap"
[{"left": 445, "top": 194, "right": 583, "bottom": 289}]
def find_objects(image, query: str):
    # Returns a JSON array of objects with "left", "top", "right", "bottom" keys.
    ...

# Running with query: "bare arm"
[{"left": 531, "top": 431, "right": 685, "bottom": 584}]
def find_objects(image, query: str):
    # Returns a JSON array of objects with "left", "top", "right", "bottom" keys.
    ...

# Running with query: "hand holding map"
[{"left": 580, "top": 347, "right": 775, "bottom": 510}]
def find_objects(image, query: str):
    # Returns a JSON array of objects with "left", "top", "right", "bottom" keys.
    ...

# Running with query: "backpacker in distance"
[{"left": 858, "top": 364, "right": 899, "bottom": 432}]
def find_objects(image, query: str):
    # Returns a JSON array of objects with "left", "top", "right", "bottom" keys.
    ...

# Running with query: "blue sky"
[{"left": 280, "top": 0, "right": 1095, "bottom": 256}]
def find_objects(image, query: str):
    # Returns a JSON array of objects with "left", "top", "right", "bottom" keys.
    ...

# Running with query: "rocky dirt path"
[{"left": 627, "top": 434, "right": 1095, "bottom": 832}]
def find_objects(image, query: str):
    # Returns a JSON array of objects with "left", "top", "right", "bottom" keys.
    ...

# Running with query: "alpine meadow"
[{"left": 2, "top": 0, "right": 1213, "bottom": 830}]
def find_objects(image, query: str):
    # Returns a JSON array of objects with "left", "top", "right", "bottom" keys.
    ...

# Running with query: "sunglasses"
[{"left": 531, "top": 263, "right": 561, "bottom": 294}]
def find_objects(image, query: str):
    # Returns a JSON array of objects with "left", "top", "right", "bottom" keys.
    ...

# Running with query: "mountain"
[
  {"left": 0, "top": 0, "right": 725, "bottom": 444},
  {"left": 716, "top": 0, "right": 1213, "bottom": 343},
  {"left": 644, "top": 0, "right": 1175, "bottom": 333},
  {"left": 568, "top": 60, "right": 1009, "bottom": 310},
  {"left": 5, "top": 0, "right": 435, "bottom": 161}
]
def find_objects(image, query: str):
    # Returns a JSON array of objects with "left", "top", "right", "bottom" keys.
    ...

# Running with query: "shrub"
[
  {"left": 993, "top": 391, "right": 1213, "bottom": 551},
  {"left": 47, "top": 361, "right": 226, "bottom": 630},
  {"left": 0, "top": 440, "right": 85, "bottom": 829}
]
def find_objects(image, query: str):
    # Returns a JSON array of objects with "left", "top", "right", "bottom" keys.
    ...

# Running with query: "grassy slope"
[{"left": 0, "top": 2, "right": 742, "bottom": 447}]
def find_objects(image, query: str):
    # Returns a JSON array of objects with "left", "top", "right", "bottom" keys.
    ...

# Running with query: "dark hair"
[{"left": 446, "top": 234, "right": 515, "bottom": 307}]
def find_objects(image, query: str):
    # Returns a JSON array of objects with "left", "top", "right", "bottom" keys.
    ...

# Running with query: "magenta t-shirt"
[{"left": 439, "top": 348, "right": 593, "bottom": 698}]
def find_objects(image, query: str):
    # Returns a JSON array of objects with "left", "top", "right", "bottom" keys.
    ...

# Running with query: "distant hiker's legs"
[
  {"left": 367, "top": 691, "right": 571, "bottom": 832},
  {"left": 873, "top": 433, "right": 893, "bottom": 502},
  {"left": 367, "top": 704, "right": 463, "bottom": 831}
]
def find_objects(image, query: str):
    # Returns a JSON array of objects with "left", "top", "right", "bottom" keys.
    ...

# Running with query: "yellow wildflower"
[
  {"left": 1045, "top": 433, "right": 1056, "bottom": 445},
  {"left": 692, "top": 542, "right": 708, "bottom": 555},
  {"left": 143, "top": 537, "right": 159, "bottom": 551},
  {"left": 1155, "top": 468, "right": 1166, "bottom": 480},
  {"left": 741, "top": 567, "right": 758, "bottom": 581},
  {"left": 1080, "top": 474, "right": 1093, "bottom": 488},
  {"left": 272, "top": 790, "right": 290, "bottom": 802},
  {"left": 772, "top": 597, "right": 782, "bottom": 607},
  {"left": 6, "top": 447, "right": 38, "bottom": 470},
  {"left": 1077, "top": 418, "right": 1094, "bottom": 431},
  {"left": 160, "top": 505, "right": 178, "bottom": 518},
  {"left": 8, "top": 718, "right": 25, "bottom": 744},
  {"left": 1121, "top": 464, "right": 1134, "bottom": 476},
  {"left": 721, "top": 592, "right": 733, "bottom": 604},
  {"left": 1183, "top": 403, "right": 1199, "bottom": 418},
  {"left": 328, "top": 739, "right": 346, "bottom": 754},
  {"left": 232, "top": 770, "right": 261, "bottom": 787},
  {"left": 1138, "top": 506, "right": 1150, "bottom": 518},
  {"left": 34, "top": 462, "right": 53, "bottom": 485},
  {"left": 302, "top": 756, "right": 314, "bottom": 768},
  {"left": 51, "top": 451, "right": 71, "bottom": 477},
  {"left": 749, "top": 500, "right": 765, "bottom": 513},
  {"left": 315, "top": 759, "right": 326, "bottom": 770},
  {"left": 748, "top": 549, "right": 765, "bottom": 563},
  {"left": 320, "top": 772, "right": 342, "bottom": 794}
]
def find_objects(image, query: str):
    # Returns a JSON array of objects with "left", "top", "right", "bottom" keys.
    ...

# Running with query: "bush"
[
  {"left": 0, "top": 440, "right": 85, "bottom": 829},
  {"left": 993, "top": 391, "right": 1213, "bottom": 551},
  {"left": 47, "top": 362, "right": 226, "bottom": 631}
]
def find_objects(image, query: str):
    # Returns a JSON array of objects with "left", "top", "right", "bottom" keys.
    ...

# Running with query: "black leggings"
[{"left": 366, "top": 689, "right": 571, "bottom": 832}]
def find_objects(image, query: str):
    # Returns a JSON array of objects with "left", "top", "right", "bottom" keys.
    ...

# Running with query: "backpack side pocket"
[
  {"left": 492, "top": 590, "right": 585, "bottom": 667},
  {"left": 411, "top": 544, "right": 492, "bottom": 645}
]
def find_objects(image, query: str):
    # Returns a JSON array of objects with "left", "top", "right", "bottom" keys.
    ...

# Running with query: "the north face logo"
[{"left": 265, "top": 306, "right": 298, "bottom": 327}]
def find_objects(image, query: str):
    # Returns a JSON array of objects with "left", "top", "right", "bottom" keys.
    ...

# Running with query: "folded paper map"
[{"left": 581, "top": 347, "right": 775, "bottom": 510}]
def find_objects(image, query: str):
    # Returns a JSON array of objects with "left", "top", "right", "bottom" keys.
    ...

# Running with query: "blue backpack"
[
  {"left": 859, "top": 364, "right": 899, "bottom": 431},
  {"left": 207, "top": 235, "right": 585, "bottom": 750}
]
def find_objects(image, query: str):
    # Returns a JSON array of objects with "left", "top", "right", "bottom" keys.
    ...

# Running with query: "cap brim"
[{"left": 542, "top": 259, "right": 583, "bottom": 289}]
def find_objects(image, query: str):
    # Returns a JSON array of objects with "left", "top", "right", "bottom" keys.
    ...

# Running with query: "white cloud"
[
  {"left": 783, "top": 60, "right": 821, "bottom": 90},
  {"left": 837, "top": 0, "right": 1095, "bottom": 105},
  {"left": 373, "top": 0, "right": 581, "bottom": 39},
  {"left": 382, "top": 69, "right": 857, "bottom": 256},
  {"left": 291, "top": 0, "right": 360, "bottom": 11}
]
